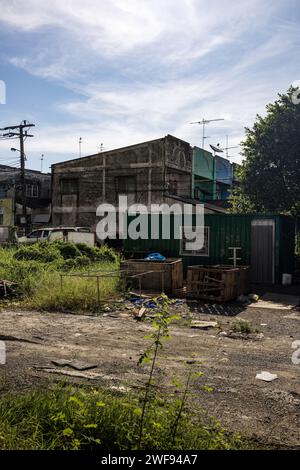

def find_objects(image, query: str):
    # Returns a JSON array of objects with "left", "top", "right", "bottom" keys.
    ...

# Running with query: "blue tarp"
[{"left": 144, "top": 252, "right": 166, "bottom": 261}]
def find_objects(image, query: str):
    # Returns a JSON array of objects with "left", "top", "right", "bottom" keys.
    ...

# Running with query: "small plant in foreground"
[
  {"left": 231, "top": 319, "right": 259, "bottom": 334},
  {"left": 137, "top": 294, "right": 179, "bottom": 449}
]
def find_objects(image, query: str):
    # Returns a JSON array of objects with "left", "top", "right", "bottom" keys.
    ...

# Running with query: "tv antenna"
[
  {"left": 190, "top": 118, "right": 224, "bottom": 149},
  {"left": 223, "top": 135, "right": 239, "bottom": 159}
]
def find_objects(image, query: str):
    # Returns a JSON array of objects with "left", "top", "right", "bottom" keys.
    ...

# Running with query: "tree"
[{"left": 229, "top": 87, "right": 300, "bottom": 216}]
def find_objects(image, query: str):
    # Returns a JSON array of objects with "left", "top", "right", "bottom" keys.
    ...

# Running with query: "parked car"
[{"left": 18, "top": 227, "right": 92, "bottom": 244}]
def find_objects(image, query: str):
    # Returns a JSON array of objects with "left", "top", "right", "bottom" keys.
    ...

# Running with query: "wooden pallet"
[{"left": 186, "top": 265, "right": 250, "bottom": 302}]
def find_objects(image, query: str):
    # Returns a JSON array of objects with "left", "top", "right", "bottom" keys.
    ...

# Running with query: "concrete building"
[
  {"left": 52, "top": 135, "right": 227, "bottom": 230},
  {"left": 0, "top": 164, "right": 51, "bottom": 228}
]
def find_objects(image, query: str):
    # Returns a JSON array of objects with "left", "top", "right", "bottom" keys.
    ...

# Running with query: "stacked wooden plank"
[{"left": 186, "top": 265, "right": 250, "bottom": 302}]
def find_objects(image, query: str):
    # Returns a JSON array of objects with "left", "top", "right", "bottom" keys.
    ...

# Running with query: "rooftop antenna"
[
  {"left": 41, "top": 154, "right": 44, "bottom": 172},
  {"left": 79, "top": 137, "right": 82, "bottom": 157},
  {"left": 99, "top": 143, "right": 105, "bottom": 153},
  {"left": 223, "top": 135, "right": 239, "bottom": 159},
  {"left": 190, "top": 118, "right": 224, "bottom": 149}
]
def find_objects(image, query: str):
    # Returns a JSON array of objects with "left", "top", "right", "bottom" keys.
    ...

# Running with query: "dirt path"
[{"left": 0, "top": 302, "right": 300, "bottom": 448}]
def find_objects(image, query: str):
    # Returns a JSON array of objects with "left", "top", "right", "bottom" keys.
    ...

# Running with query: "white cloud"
[{"left": 0, "top": 0, "right": 299, "bottom": 167}]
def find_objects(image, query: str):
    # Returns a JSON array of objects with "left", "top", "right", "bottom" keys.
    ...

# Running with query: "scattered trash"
[
  {"left": 109, "top": 385, "right": 131, "bottom": 393},
  {"left": 130, "top": 296, "right": 158, "bottom": 309},
  {"left": 35, "top": 367, "right": 104, "bottom": 380},
  {"left": 260, "top": 323, "right": 268, "bottom": 326},
  {"left": 218, "top": 331, "right": 264, "bottom": 341},
  {"left": 190, "top": 320, "right": 218, "bottom": 330},
  {"left": 51, "top": 359, "right": 98, "bottom": 371},
  {"left": 0, "top": 334, "right": 42, "bottom": 344},
  {"left": 249, "top": 294, "right": 259, "bottom": 302},
  {"left": 144, "top": 252, "right": 166, "bottom": 261},
  {"left": 135, "top": 307, "right": 146, "bottom": 320},
  {"left": 256, "top": 371, "right": 278, "bottom": 382},
  {"left": 0, "top": 342, "right": 6, "bottom": 365}
]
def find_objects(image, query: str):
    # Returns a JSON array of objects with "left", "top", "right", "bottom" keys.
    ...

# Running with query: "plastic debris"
[
  {"left": 144, "top": 252, "right": 166, "bottom": 261},
  {"left": 191, "top": 320, "right": 218, "bottom": 330},
  {"left": 51, "top": 359, "right": 98, "bottom": 371},
  {"left": 255, "top": 371, "right": 278, "bottom": 382},
  {"left": 249, "top": 294, "right": 259, "bottom": 302}
]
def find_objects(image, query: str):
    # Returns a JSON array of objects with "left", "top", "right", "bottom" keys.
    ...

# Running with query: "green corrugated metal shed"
[{"left": 123, "top": 213, "right": 295, "bottom": 285}]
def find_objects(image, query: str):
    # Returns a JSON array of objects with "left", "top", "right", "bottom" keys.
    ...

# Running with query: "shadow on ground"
[{"left": 187, "top": 300, "right": 248, "bottom": 317}]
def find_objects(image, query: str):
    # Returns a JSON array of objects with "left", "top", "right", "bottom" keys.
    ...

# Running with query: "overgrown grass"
[
  {"left": 0, "top": 243, "right": 121, "bottom": 313},
  {"left": 0, "top": 385, "right": 242, "bottom": 450}
]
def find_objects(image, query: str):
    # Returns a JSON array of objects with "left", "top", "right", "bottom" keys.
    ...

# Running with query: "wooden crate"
[
  {"left": 121, "top": 258, "right": 183, "bottom": 294},
  {"left": 186, "top": 265, "right": 250, "bottom": 302},
  {"left": 212, "top": 265, "right": 251, "bottom": 295}
]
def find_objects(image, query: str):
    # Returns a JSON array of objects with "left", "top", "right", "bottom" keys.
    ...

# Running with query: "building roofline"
[
  {"left": 52, "top": 134, "right": 191, "bottom": 168},
  {"left": 0, "top": 164, "right": 50, "bottom": 176}
]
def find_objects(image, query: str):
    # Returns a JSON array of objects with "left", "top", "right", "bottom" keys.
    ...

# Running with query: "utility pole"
[
  {"left": 0, "top": 120, "right": 35, "bottom": 226},
  {"left": 41, "top": 154, "right": 44, "bottom": 173},
  {"left": 223, "top": 135, "right": 239, "bottom": 159}
]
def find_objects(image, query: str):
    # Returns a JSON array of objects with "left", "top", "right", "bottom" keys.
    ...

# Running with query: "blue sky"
[{"left": 0, "top": 0, "right": 299, "bottom": 171}]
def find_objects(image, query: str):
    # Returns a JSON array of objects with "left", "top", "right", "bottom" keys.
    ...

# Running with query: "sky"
[{"left": 0, "top": 0, "right": 299, "bottom": 172}]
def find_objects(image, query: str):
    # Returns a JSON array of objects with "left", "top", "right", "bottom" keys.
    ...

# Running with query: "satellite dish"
[{"left": 210, "top": 144, "right": 223, "bottom": 153}]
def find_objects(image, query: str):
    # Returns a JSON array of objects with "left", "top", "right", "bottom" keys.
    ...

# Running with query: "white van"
[{"left": 18, "top": 226, "right": 92, "bottom": 244}]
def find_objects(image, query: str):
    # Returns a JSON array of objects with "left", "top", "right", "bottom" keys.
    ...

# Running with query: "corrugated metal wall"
[{"left": 123, "top": 214, "right": 295, "bottom": 283}]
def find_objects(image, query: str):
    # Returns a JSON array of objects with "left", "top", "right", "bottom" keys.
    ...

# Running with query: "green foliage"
[
  {"left": 231, "top": 319, "right": 258, "bottom": 334},
  {"left": 137, "top": 295, "right": 180, "bottom": 449},
  {"left": 61, "top": 256, "right": 91, "bottom": 271},
  {"left": 13, "top": 243, "right": 62, "bottom": 263},
  {"left": 0, "top": 386, "right": 242, "bottom": 450},
  {"left": 229, "top": 87, "right": 300, "bottom": 216},
  {"left": 51, "top": 241, "right": 82, "bottom": 260}
]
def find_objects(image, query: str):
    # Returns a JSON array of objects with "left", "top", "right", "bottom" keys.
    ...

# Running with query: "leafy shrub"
[
  {"left": 13, "top": 244, "right": 61, "bottom": 263},
  {"left": 61, "top": 256, "right": 91, "bottom": 271},
  {"left": 51, "top": 241, "right": 82, "bottom": 260},
  {"left": 94, "top": 245, "right": 119, "bottom": 263},
  {"left": 231, "top": 319, "right": 258, "bottom": 334},
  {"left": 75, "top": 243, "right": 98, "bottom": 260}
]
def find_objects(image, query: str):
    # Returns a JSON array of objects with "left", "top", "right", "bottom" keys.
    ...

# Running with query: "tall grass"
[
  {"left": 0, "top": 385, "right": 242, "bottom": 450},
  {"left": 0, "top": 244, "right": 121, "bottom": 313},
  {"left": 24, "top": 264, "right": 121, "bottom": 313}
]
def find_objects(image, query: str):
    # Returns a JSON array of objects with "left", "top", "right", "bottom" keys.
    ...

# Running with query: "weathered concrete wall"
[{"left": 52, "top": 135, "right": 192, "bottom": 228}]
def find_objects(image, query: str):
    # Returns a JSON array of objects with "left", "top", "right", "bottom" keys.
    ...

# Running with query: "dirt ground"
[{"left": 0, "top": 298, "right": 300, "bottom": 449}]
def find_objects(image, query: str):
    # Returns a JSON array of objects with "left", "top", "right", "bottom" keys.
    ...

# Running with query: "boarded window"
[
  {"left": 180, "top": 226, "right": 210, "bottom": 256},
  {"left": 61, "top": 178, "right": 79, "bottom": 195}
]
